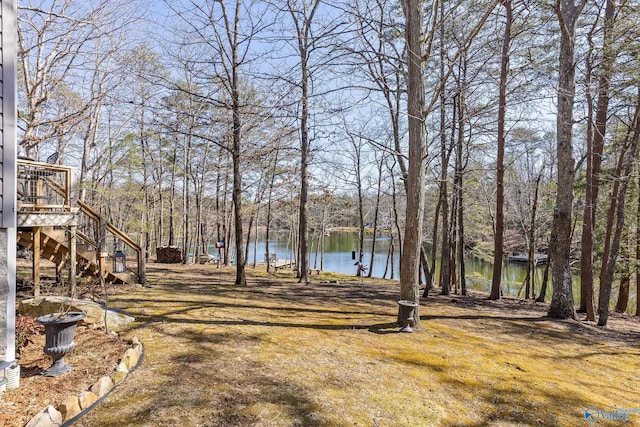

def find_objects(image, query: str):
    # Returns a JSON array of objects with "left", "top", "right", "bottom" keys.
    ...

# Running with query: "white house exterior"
[{"left": 0, "top": 0, "right": 18, "bottom": 390}]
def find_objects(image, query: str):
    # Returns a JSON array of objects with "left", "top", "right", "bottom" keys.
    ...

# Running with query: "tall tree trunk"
[
  {"left": 439, "top": 105, "right": 452, "bottom": 295},
  {"left": 423, "top": 194, "right": 441, "bottom": 297},
  {"left": 223, "top": 164, "right": 231, "bottom": 265},
  {"left": 182, "top": 133, "right": 191, "bottom": 264},
  {"left": 265, "top": 149, "right": 279, "bottom": 273},
  {"left": 194, "top": 191, "right": 202, "bottom": 261},
  {"left": 420, "top": 249, "right": 430, "bottom": 292},
  {"left": 490, "top": 0, "right": 512, "bottom": 300},
  {"left": 536, "top": 257, "right": 551, "bottom": 302},
  {"left": 579, "top": 21, "right": 596, "bottom": 314},
  {"left": 598, "top": 139, "right": 626, "bottom": 308},
  {"left": 265, "top": 201, "right": 272, "bottom": 272},
  {"left": 398, "top": 0, "right": 426, "bottom": 329},
  {"left": 252, "top": 207, "right": 259, "bottom": 268},
  {"left": 450, "top": 187, "right": 458, "bottom": 294},
  {"left": 390, "top": 160, "right": 403, "bottom": 264},
  {"left": 298, "top": 69, "right": 310, "bottom": 283},
  {"left": 598, "top": 87, "right": 640, "bottom": 326},
  {"left": 297, "top": 105, "right": 309, "bottom": 283},
  {"left": 287, "top": 0, "right": 321, "bottom": 285},
  {"left": 547, "top": 0, "right": 585, "bottom": 320},
  {"left": 368, "top": 158, "right": 384, "bottom": 278},
  {"left": 355, "top": 142, "right": 365, "bottom": 276},
  {"left": 168, "top": 141, "right": 178, "bottom": 247},
  {"left": 215, "top": 147, "right": 223, "bottom": 260},
  {"left": 637, "top": 171, "right": 640, "bottom": 317},
  {"left": 230, "top": 0, "right": 246, "bottom": 286},
  {"left": 245, "top": 177, "right": 264, "bottom": 268},
  {"left": 383, "top": 239, "right": 392, "bottom": 279},
  {"left": 457, "top": 169, "right": 466, "bottom": 296},
  {"left": 232, "top": 131, "right": 245, "bottom": 285},
  {"left": 615, "top": 275, "right": 630, "bottom": 313},
  {"left": 438, "top": 1, "right": 451, "bottom": 295},
  {"left": 245, "top": 209, "right": 255, "bottom": 268},
  {"left": 524, "top": 174, "right": 542, "bottom": 299},
  {"left": 580, "top": 0, "right": 616, "bottom": 321},
  {"left": 390, "top": 240, "right": 396, "bottom": 280},
  {"left": 455, "top": 64, "right": 467, "bottom": 296}
]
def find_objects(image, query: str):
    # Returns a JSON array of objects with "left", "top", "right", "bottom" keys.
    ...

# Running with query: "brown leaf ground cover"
[
  {"left": 0, "top": 261, "right": 130, "bottom": 427},
  {"left": 0, "top": 325, "right": 128, "bottom": 426},
  {"left": 6, "top": 262, "right": 640, "bottom": 426}
]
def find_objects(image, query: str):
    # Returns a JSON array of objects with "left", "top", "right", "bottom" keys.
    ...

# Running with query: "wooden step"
[{"left": 17, "top": 228, "right": 128, "bottom": 285}]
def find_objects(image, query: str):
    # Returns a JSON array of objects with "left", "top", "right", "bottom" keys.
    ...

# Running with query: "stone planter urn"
[
  {"left": 397, "top": 300, "right": 418, "bottom": 333},
  {"left": 36, "top": 312, "right": 86, "bottom": 377}
]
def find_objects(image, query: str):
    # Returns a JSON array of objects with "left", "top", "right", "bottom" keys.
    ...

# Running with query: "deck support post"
[
  {"left": 32, "top": 227, "right": 41, "bottom": 297},
  {"left": 68, "top": 225, "right": 77, "bottom": 296}
]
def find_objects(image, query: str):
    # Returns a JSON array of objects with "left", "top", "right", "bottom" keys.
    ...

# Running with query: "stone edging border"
[{"left": 24, "top": 337, "right": 144, "bottom": 427}]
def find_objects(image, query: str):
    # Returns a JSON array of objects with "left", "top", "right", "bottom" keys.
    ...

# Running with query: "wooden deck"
[{"left": 16, "top": 159, "right": 145, "bottom": 288}]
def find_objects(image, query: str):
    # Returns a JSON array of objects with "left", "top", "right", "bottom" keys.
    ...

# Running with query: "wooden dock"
[
  {"left": 507, "top": 253, "right": 548, "bottom": 265},
  {"left": 271, "top": 259, "right": 295, "bottom": 271}
]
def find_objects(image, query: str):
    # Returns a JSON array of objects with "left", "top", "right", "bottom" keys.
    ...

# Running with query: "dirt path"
[{"left": 75, "top": 264, "right": 640, "bottom": 426}]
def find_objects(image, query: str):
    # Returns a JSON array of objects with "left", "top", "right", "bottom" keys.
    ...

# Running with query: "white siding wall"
[{"left": 0, "top": 0, "right": 17, "bottom": 368}]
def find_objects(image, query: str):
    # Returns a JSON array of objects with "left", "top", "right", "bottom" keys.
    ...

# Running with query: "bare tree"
[
  {"left": 17, "top": 0, "right": 137, "bottom": 158},
  {"left": 637, "top": 171, "right": 640, "bottom": 317},
  {"left": 398, "top": 0, "right": 497, "bottom": 324},
  {"left": 597, "top": 87, "right": 640, "bottom": 326},
  {"left": 579, "top": 0, "right": 618, "bottom": 321},
  {"left": 398, "top": 0, "right": 428, "bottom": 326},
  {"left": 166, "top": 0, "right": 270, "bottom": 285},
  {"left": 283, "top": 0, "right": 321, "bottom": 284},
  {"left": 546, "top": 0, "right": 586, "bottom": 320},
  {"left": 489, "top": 0, "right": 513, "bottom": 300}
]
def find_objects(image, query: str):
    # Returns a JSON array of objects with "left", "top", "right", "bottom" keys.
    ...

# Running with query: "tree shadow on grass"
[
  {"left": 420, "top": 313, "right": 640, "bottom": 346},
  {"left": 127, "top": 312, "right": 380, "bottom": 333},
  {"left": 120, "top": 265, "right": 640, "bottom": 347},
  {"left": 386, "top": 343, "right": 631, "bottom": 426},
  {"left": 80, "top": 329, "right": 332, "bottom": 427},
  {"left": 145, "top": 266, "right": 400, "bottom": 307},
  {"left": 90, "top": 265, "right": 640, "bottom": 427},
  {"left": 368, "top": 322, "right": 402, "bottom": 334}
]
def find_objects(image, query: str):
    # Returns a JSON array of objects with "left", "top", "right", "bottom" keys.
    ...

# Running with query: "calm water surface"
[{"left": 210, "top": 230, "right": 547, "bottom": 298}]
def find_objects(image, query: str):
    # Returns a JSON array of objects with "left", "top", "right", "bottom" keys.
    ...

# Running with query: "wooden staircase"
[
  {"left": 16, "top": 226, "right": 132, "bottom": 284},
  {"left": 16, "top": 159, "right": 145, "bottom": 286}
]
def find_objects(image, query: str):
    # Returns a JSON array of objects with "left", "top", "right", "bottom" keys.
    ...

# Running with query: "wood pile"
[{"left": 156, "top": 246, "right": 184, "bottom": 264}]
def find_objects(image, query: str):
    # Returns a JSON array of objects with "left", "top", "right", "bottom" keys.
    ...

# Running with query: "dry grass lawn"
[{"left": 75, "top": 263, "right": 640, "bottom": 426}]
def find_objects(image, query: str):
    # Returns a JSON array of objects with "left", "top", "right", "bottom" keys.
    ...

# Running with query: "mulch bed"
[
  {"left": 0, "top": 325, "right": 128, "bottom": 427},
  {"left": 0, "top": 269, "right": 132, "bottom": 427}
]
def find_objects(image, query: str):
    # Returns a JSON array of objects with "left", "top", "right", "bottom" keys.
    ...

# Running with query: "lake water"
[{"left": 209, "top": 230, "right": 546, "bottom": 297}]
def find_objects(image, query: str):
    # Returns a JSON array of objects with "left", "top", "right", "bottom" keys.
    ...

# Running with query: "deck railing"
[
  {"left": 77, "top": 199, "right": 146, "bottom": 283},
  {"left": 16, "top": 159, "right": 145, "bottom": 284},
  {"left": 17, "top": 159, "right": 72, "bottom": 211}
]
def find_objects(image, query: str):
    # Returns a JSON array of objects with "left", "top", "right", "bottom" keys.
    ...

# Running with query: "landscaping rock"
[
  {"left": 116, "top": 361, "right": 129, "bottom": 374},
  {"left": 122, "top": 348, "right": 140, "bottom": 370},
  {"left": 25, "top": 405, "right": 62, "bottom": 427},
  {"left": 18, "top": 296, "right": 135, "bottom": 331},
  {"left": 131, "top": 336, "right": 143, "bottom": 353},
  {"left": 20, "top": 335, "right": 144, "bottom": 427},
  {"left": 90, "top": 376, "right": 114, "bottom": 398},
  {"left": 78, "top": 391, "right": 98, "bottom": 410},
  {"left": 133, "top": 345, "right": 142, "bottom": 360},
  {"left": 111, "top": 370, "right": 128, "bottom": 384},
  {"left": 58, "top": 395, "right": 81, "bottom": 421}
]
